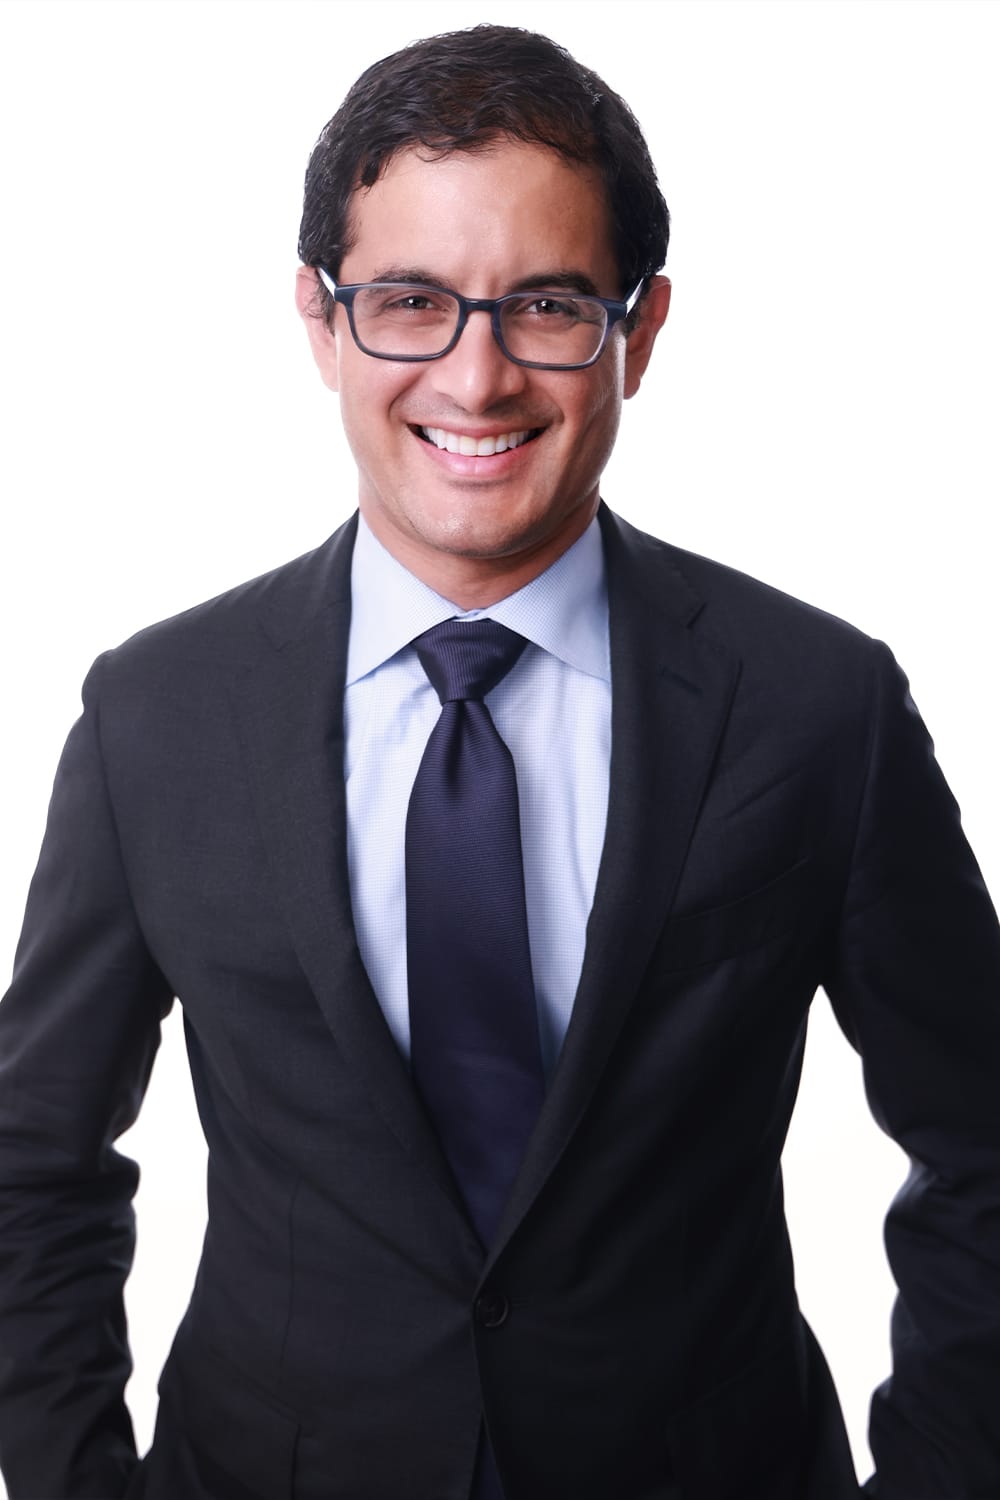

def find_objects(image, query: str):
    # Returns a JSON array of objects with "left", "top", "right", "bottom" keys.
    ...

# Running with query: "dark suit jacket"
[{"left": 1, "top": 506, "right": 999, "bottom": 1500}]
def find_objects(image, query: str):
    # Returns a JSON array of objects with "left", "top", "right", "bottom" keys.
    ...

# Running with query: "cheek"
[
  {"left": 570, "top": 368, "right": 624, "bottom": 457},
  {"left": 337, "top": 363, "right": 411, "bottom": 446},
  {"left": 573, "top": 344, "right": 623, "bottom": 418}
]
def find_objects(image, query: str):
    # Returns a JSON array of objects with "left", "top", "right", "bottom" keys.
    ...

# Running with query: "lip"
[
  {"left": 409, "top": 423, "right": 543, "bottom": 478},
  {"left": 418, "top": 424, "right": 539, "bottom": 454}
]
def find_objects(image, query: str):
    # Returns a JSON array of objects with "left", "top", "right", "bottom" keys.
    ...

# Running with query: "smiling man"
[
  {"left": 2, "top": 23, "right": 1000, "bottom": 1500},
  {"left": 297, "top": 142, "right": 666, "bottom": 608}
]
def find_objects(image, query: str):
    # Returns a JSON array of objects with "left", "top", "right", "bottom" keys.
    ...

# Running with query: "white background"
[{"left": 1, "top": 0, "right": 998, "bottom": 1488}]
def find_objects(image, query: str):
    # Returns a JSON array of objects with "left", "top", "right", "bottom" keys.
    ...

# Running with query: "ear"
[
  {"left": 623, "top": 275, "right": 671, "bottom": 400},
  {"left": 295, "top": 265, "right": 340, "bottom": 393}
]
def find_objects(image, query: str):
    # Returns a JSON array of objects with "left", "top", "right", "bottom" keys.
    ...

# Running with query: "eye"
[
  {"left": 526, "top": 296, "right": 578, "bottom": 319},
  {"left": 391, "top": 293, "right": 439, "bottom": 312},
  {"left": 507, "top": 294, "right": 603, "bottom": 327},
  {"left": 363, "top": 286, "right": 455, "bottom": 319}
]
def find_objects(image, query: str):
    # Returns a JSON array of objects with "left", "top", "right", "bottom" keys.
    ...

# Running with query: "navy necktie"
[{"left": 406, "top": 618, "right": 545, "bottom": 1250}]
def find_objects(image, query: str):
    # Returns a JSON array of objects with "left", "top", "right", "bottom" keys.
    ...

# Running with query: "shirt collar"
[{"left": 346, "top": 513, "right": 609, "bottom": 687}]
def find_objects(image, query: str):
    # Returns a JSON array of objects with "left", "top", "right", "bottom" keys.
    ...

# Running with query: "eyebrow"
[{"left": 366, "top": 266, "right": 605, "bottom": 298}]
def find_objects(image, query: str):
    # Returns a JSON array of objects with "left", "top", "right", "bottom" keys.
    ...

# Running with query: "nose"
[{"left": 427, "top": 307, "right": 528, "bottom": 413}]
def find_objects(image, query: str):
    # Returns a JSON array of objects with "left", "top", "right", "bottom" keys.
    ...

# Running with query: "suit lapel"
[
  {"left": 231, "top": 507, "right": 739, "bottom": 1256},
  {"left": 492, "top": 506, "right": 741, "bottom": 1254},
  {"left": 231, "top": 517, "right": 470, "bottom": 1230}
]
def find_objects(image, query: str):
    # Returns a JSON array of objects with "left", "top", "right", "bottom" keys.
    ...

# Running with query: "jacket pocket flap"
[
  {"left": 157, "top": 1338, "right": 299, "bottom": 1498},
  {"left": 660, "top": 856, "right": 814, "bottom": 970},
  {"left": 665, "top": 1335, "right": 807, "bottom": 1499}
]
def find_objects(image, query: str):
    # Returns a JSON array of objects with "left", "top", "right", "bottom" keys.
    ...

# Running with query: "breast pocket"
[{"left": 659, "top": 856, "right": 815, "bottom": 972}]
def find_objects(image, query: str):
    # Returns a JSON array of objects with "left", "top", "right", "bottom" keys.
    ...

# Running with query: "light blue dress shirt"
[{"left": 344, "top": 515, "right": 611, "bottom": 1077}]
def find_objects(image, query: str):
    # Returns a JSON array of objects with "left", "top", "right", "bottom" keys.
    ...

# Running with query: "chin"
[{"left": 423, "top": 509, "right": 561, "bottom": 562}]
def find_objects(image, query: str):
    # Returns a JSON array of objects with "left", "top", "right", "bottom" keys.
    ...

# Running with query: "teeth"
[{"left": 420, "top": 426, "right": 533, "bottom": 456}]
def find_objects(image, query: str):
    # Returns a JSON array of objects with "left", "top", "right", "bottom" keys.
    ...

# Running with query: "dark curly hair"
[{"left": 298, "top": 25, "right": 669, "bottom": 324}]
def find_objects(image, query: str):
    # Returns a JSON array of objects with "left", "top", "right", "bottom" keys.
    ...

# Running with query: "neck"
[{"left": 359, "top": 499, "right": 600, "bottom": 610}]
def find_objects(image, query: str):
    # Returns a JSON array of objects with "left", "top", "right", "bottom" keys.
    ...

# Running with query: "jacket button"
[{"left": 475, "top": 1292, "right": 509, "bottom": 1328}]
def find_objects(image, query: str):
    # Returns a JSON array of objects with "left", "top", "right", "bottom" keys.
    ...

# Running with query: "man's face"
[{"left": 298, "top": 140, "right": 669, "bottom": 601}]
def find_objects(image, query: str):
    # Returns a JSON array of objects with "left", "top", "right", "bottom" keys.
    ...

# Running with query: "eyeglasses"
[{"left": 316, "top": 267, "right": 644, "bottom": 370}]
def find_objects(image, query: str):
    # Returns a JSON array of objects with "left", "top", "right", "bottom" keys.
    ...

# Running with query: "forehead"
[{"left": 341, "top": 141, "right": 619, "bottom": 293}]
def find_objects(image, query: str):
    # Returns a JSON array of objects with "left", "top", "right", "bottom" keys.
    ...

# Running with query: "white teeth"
[{"left": 420, "top": 426, "right": 533, "bottom": 456}]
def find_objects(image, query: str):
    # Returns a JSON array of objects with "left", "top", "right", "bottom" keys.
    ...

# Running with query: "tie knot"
[{"left": 413, "top": 618, "right": 527, "bottom": 704}]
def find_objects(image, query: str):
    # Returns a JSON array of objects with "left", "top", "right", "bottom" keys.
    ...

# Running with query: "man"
[{"left": 1, "top": 21, "right": 998, "bottom": 1500}]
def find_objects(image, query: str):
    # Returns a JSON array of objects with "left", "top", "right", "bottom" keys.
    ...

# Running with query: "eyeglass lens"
[{"left": 350, "top": 285, "right": 608, "bottom": 365}]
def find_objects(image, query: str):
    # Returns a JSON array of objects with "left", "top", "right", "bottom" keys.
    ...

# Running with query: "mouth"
[{"left": 413, "top": 425, "right": 543, "bottom": 456}]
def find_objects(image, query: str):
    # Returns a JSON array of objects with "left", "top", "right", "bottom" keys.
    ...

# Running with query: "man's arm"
[
  {"left": 823, "top": 642, "right": 1000, "bottom": 1497},
  {"left": 0, "top": 655, "right": 173, "bottom": 1499}
]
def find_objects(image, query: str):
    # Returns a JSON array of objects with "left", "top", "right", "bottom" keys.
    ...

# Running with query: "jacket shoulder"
[
  {"left": 98, "top": 517, "right": 356, "bottom": 678},
  {"left": 604, "top": 507, "right": 880, "bottom": 670}
]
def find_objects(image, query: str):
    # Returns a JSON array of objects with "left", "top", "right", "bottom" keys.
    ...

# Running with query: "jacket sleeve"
[
  {"left": 0, "top": 654, "right": 173, "bottom": 1499},
  {"left": 822, "top": 641, "right": 1000, "bottom": 1498}
]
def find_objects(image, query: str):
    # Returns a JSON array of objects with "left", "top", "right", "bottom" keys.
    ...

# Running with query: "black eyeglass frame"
[{"left": 315, "top": 267, "right": 646, "bottom": 371}]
